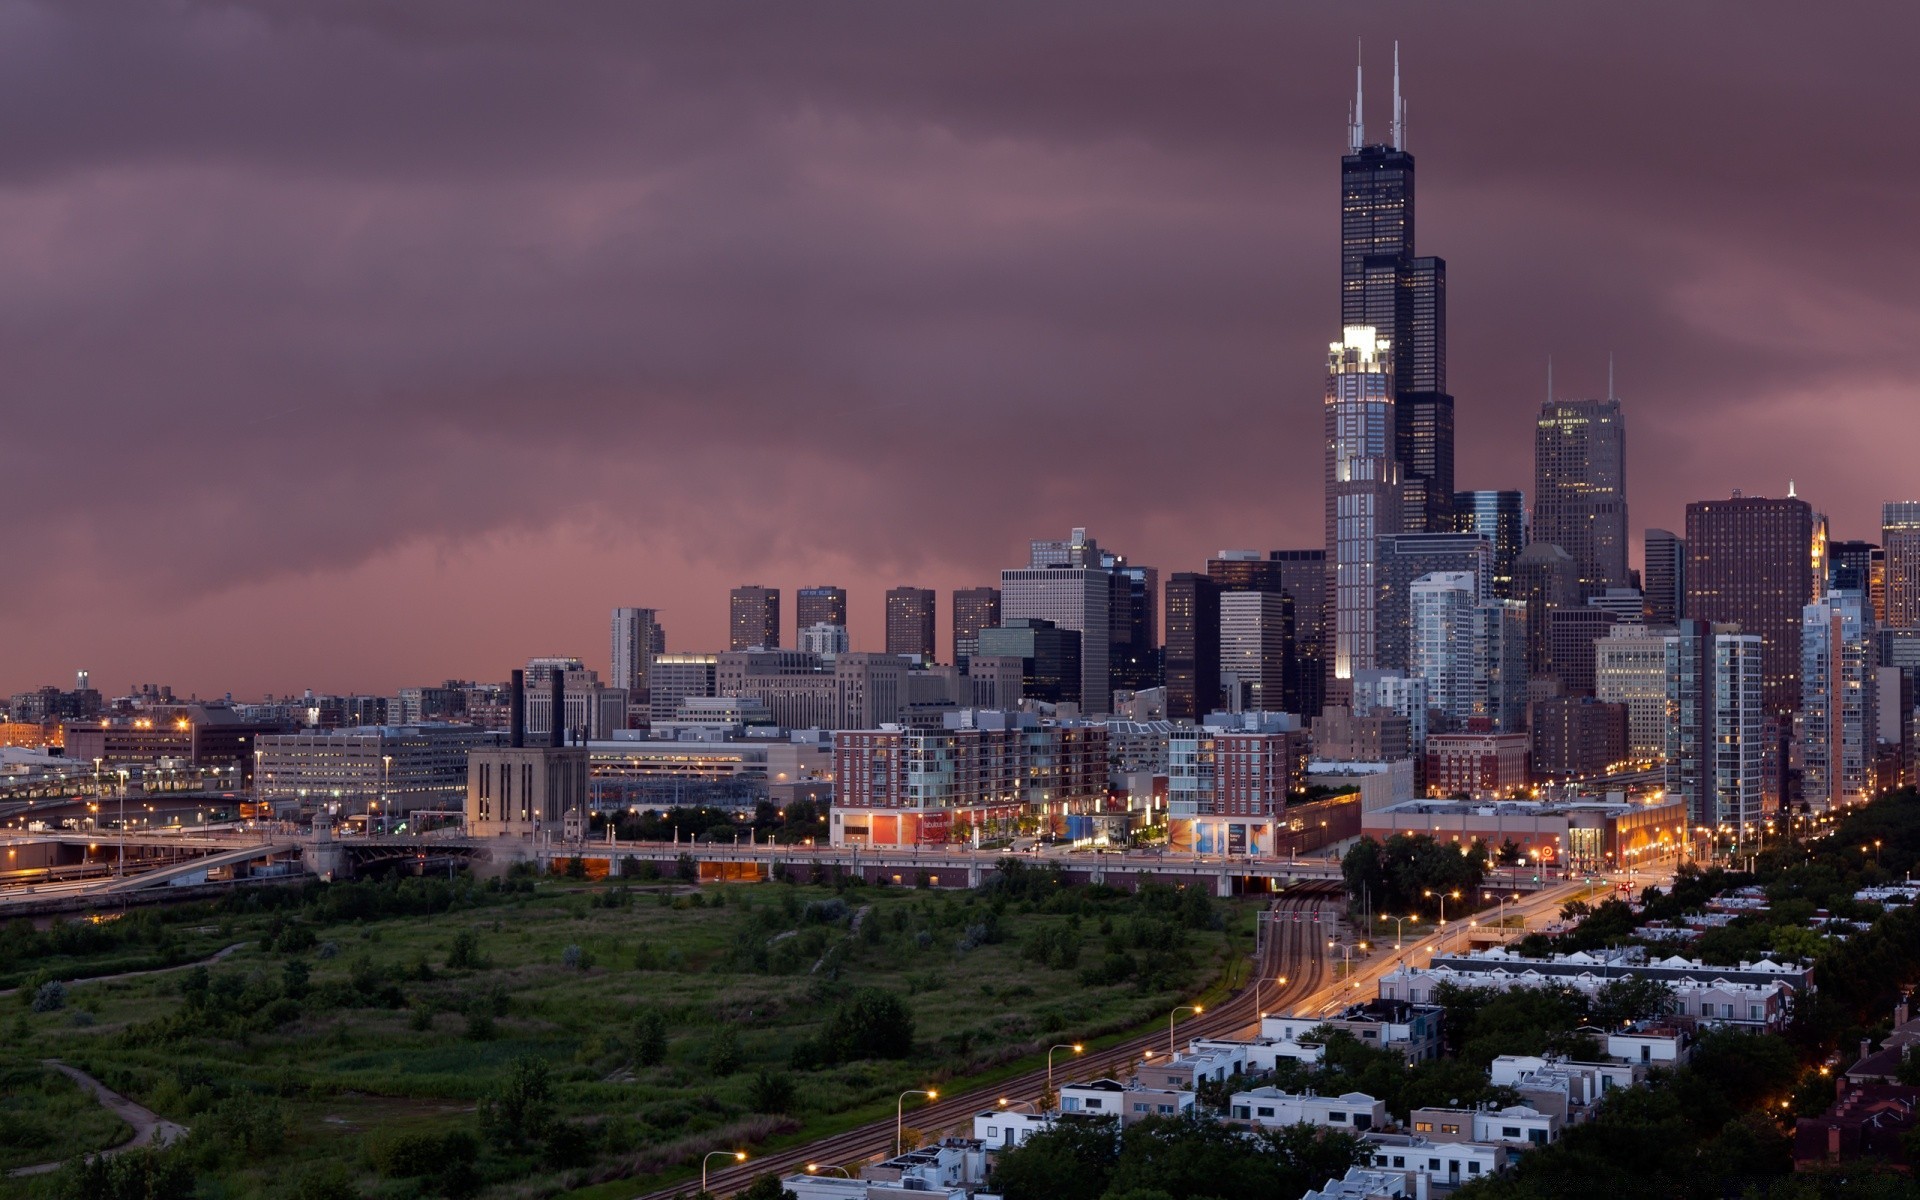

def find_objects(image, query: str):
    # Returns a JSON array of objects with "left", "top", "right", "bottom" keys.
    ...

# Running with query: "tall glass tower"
[
  {"left": 1341, "top": 46, "right": 1452, "bottom": 534},
  {"left": 1324, "top": 325, "right": 1400, "bottom": 705}
]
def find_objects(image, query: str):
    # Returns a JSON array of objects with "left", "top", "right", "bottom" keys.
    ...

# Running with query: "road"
[{"left": 6, "top": 1061, "right": 188, "bottom": 1177}]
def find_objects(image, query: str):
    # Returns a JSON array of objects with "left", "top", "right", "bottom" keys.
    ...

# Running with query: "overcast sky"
[{"left": 2, "top": 1, "right": 1915, "bottom": 698}]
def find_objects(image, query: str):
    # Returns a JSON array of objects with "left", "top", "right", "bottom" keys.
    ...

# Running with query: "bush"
[
  {"left": 446, "top": 929, "right": 484, "bottom": 970},
  {"left": 816, "top": 988, "right": 914, "bottom": 1064},
  {"left": 749, "top": 1068, "right": 797, "bottom": 1114},
  {"left": 634, "top": 1009, "right": 669, "bottom": 1067},
  {"left": 31, "top": 980, "right": 66, "bottom": 1013},
  {"left": 479, "top": 1057, "right": 554, "bottom": 1148},
  {"left": 707, "top": 1025, "right": 742, "bottom": 1076}
]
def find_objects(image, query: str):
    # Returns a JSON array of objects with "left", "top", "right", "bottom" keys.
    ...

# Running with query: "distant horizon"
[{"left": 2, "top": 3, "right": 1914, "bottom": 697}]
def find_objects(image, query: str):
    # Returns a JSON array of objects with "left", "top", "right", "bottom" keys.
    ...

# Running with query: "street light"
[
  {"left": 1377, "top": 914, "right": 1416, "bottom": 950},
  {"left": 1169, "top": 1005, "right": 1201, "bottom": 1059},
  {"left": 1424, "top": 889, "right": 1460, "bottom": 952},
  {"left": 1048, "top": 1043, "right": 1083, "bottom": 1098},
  {"left": 701, "top": 1150, "right": 746, "bottom": 1193},
  {"left": 997, "top": 1097, "right": 1041, "bottom": 1114},
  {"left": 806, "top": 1164, "right": 852, "bottom": 1177},
  {"left": 1257, "top": 974, "right": 1288, "bottom": 1019},
  {"left": 897, "top": 1089, "right": 937, "bottom": 1156}
]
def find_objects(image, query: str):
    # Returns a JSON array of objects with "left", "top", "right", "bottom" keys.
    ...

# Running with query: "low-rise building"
[
  {"left": 1059, "top": 1078, "right": 1191, "bottom": 1125},
  {"left": 1136, "top": 1044, "right": 1245, "bottom": 1091},
  {"left": 1260, "top": 999, "right": 1444, "bottom": 1064},
  {"left": 972, "top": 1107, "right": 1050, "bottom": 1150},
  {"left": 1409, "top": 1103, "right": 1559, "bottom": 1149},
  {"left": 1424, "top": 730, "right": 1530, "bottom": 799},
  {"left": 1792, "top": 1082, "right": 1919, "bottom": 1174},
  {"left": 1607, "top": 1024, "right": 1692, "bottom": 1067},
  {"left": 1189, "top": 1035, "right": 1324, "bottom": 1073},
  {"left": 785, "top": 1139, "right": 988, "bottom": 1200},
  {"left": 255, "top": 724, "right": 500, "bottom": 815},
  {"left": 1487, "top": 1056, "right": 1640, "bottom": 1124},
  {"left": 1363, "top": 795, "right": 1688, "bottom": 877},
  {"left": 1363, "top": 1131, "right": 1506, "bottom": 1192},
  {"left": 1300, "top": 1166, "right": 1413, "bottom": 1200},
  {"left": 1228, "top": 1088, "right": 1385, "bottom": 1132}
]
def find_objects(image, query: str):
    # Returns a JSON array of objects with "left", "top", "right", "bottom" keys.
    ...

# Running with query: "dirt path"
[
  {"left": 0, "top": 941, "right": 248, "bottom": 998},
  {"left": 6, "top": 1061, "right": 188, "bottom": 1177}
]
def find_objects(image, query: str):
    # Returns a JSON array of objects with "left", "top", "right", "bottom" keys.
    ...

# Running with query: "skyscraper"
[
  {"left": 1512, "top": 542, "right": 1579, "bottom": 681},
  {"left": 884, "top": 587, "right": 937, "bottom": 664},
  {"left": 951, "top": 587, "right": 1001, "bottom": 665},
  {"left": 1341, "top": 49, "right": 1453, "bottom": 534},
  {"left": 1104, "top": 555, "right": 1161, "bottom": 695},
  {"left": 1802, "top": 590, "right": 1877, "bottom": 812},
  {"left": 1164, "top": 573, "right": 1221, "bottom": 723},
  {"left": 729, "top": 586, "right": 781, "bottom": 651},
  {"left": 610, "top": 607, "right": 664, "bottom": 699},
  {"left": 1410, "top": 571, "right": 1478, "bottom": 731},
  {"left": 1684, "top": 493, "right": 1814, "bottom": 715},
  {"left": 1453, "top": 490, "right": 1526, "bottom": 598},
  {"left": 1884, "top": 502, "right": 1920, "bottom": 629},
  {"left": 795, "top": 586, "right": 848, "bottom": 636},
  {"left": 1268, "top": 550, "right": 1329, "bottom": 717},
  {"left": 1002, "top": 528, "right": 1114, "bottom": 714},
  {"left": 1324, "top": 325, "right": 1400, "bottom": 706},
  {"left": 1643, "top": 528, "right": 1685, "bottom": 625},
  {"left": 1533, "top": 396, "right": 1629, "bottom": 599},
  {"left": 1218, "top": 591, "right": 1293, "bottom": 713},
  {"left": 1373, "top": 531, "right": 1493, "bottom": 672},
  {"left": 1665, "top": 619, "right": 1764, "bottom": 833}
]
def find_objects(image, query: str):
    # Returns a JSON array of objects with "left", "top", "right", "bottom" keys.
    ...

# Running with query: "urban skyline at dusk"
[{"left": 2, "top": 3, "right": 1914, "bottom": 696}]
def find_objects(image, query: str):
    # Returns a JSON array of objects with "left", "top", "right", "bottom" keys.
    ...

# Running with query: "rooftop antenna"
[
  {"left": 1547, "top": 355, "right": 1554, "bottom": 404},
  {"left": 1788, "top": 479, "right": 1798, "bottom": 498},
  {"left": 1391, "top": 42, "right": 1404, "bottom": 149},
  {"left": 1607, "top": 351, "right": 1615, "bottom": 401},
  {"left": 1349, "top": 40, "right": 1365, "bottom": 153}
]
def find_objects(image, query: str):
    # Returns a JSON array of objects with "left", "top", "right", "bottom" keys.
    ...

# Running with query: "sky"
[{"left": 3, "top": 1, "right": 1917, "bottom": 699}]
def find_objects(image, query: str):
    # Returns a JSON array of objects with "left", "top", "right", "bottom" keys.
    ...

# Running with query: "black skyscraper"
[{"left": 1340, "top": 48, "right": 1453, "bottom": 534}]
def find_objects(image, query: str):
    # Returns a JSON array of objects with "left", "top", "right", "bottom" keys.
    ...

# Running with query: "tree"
[
  {"left": 737, "top": 1175, "right": 797, "bottom": 1200},
  {"left": 634, "top": 1009, "right": 670, "bottom": 1067},
  {"left": 706, "top": 1025, "right": 742, "bottom": 1076},
  {"left": 989, "top": 1116, "right": 1120, "bottom": 1200},
  {"left": 479, "top": 1056, "right": 554, "bottom": 1148},
  {"left": 816, "top": 988, "right": 914, "bottom": 1063},
  {"left": 748, "top": 1069, "right": 796, "bottom": 1114}
]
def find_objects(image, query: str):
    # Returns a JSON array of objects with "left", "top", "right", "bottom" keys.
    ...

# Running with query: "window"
[
  {"left": 1257, "top": 1107, "right": 1275, "bottom": 1118},
  {"left": 1529, "top": 1129, "right": 1547, "bottom": 1145},
  {"left": 1749, "top": 1005, "right": 1763, "bottom": 1021},
  {"left": 1469, "top": 1163, "right": 1481, "bottom": 1175},
  {"left": 1392, "top": 1156, "right": 1405, "bottom": 1168},
  {"left": 1157, "top": 1105, "right": 1174, "bottom": 1115},
  {"left": 1414, "top": 1121, "right": 1433, "bottom": 1133},
  {"left": 1441, "top": 1124, "right": 1461, "bottom": 1135},
  {"left": 1428, "top": 1159, "right": 1441, "bottom": 1171},
  {"left": 1133, "top": 1103, "right": 1148, "bottom": 1113},
  {"left": 1085, "top": 1099, "right": 1102, "bottom": 1110},
  {"left": 1502, "top": 1127, "right": 1520, "bottom": 1139},
  {"left": 1329, "top": 1111, "right": 1347, "bottom": 1123}
]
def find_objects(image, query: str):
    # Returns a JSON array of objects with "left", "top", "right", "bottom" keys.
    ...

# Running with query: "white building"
[
  {"left": 1364, "top": 1132, "right": 1505, "bottom": 1192},
  {"left": 1594, "top": 624, "right": 1671, "bottom": 761},
  {"left": 1410, "top": 1102, "right": 1558, "bottom": 1148},
  {"left": 610, "top": 607, "right": 664, "bottom": 698},
  {"left": 1228, "top": 1087, "right": 1385, "bottom": 1132},
  {"left": 1411, "top": 572, "right": 1479, "bottom": 731},
  {"left": 1325, "top": 326, "right": 1401, "bottom": 701},
  {"left": 783, "top": 1139, "right": 987, "bottom": 1200},
  {"left": 1058, "top": 1078, "right": 1191, "bottom": 1125},
  {"left": 972, "top": 1108, "right": 1050, "bottom": 1150},
  {"left": 800, "top": 621, "right": 851, "bottom": 661},
  {"left": 1301, "top": 1166, "right": 1412, "bottom": 1200},
  {"left": 1352, "top": 670, "right": 1429, "bottom": 756}
]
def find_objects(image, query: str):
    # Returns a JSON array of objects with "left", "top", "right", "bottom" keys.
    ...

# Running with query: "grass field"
[
  {"left": 0, "top": 1061, "right": 132, "bottom": 1173},
  {"left": 0, "top": 868, "right": 1255, "bottom": 1199}
]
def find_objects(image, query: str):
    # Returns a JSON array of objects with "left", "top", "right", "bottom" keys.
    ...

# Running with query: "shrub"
[
  {"left": 707, "top": 1025, "right": 743, "bottom": 1076},
  {"left": 749, "top": 1069, "right": 797, "bottom": 1114},
  {"left": 31, "top": 980, "right": 66, "bottom": 1013},
  {"left": 446, "top": 929, "right": 484, "bottom": 969},
  {"left": 634, "top": 1009, "right": 670, "bottom": 1067}
]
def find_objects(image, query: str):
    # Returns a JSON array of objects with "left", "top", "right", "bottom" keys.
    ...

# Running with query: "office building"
[
  {"left": 1454, "top": 490, "right": 1527, "bottom": 598},
  {"left": 610, "top": 607, "right": 664, "bottom": 700},
  {"left": 1529, "top": 696, "right": 1628, "bottom": 781},
  {"left": 1218, "top": 591, "right": 1293, "bottom": 713},
  {"left": 1595, "top": 625, "right": 1673, "bottom": 761},
  {"left": 1325, "top": 325, "right": 1401, "bottom": 705},
  {"left": 1001, "top": 528, "right": 1113, "bottom": 714},
  {"left": 1644, "top": 529, "right": 1685, "bottom": 625},
  {"left": 1105, "top": 558, "right": 1162, "bottom": 695},
  {"left": 795, "top": 586, "right": 848, "bottom": 635},
  {"left": 1425, "top": 731, "right": 1531, "bottom": 799},
  {"left": 63, "top": 705, "right": 288, "bottom": 782},
  {"left": 647, "top": 654, "right": 718, "bottom": 726},
  {"left": 1802, "top": 591, "right": 1878, "bottom": 812},
  {"left": 1165, "top": 573, "right": 1222, "bottom": 722},
  {"left": 1410, "top": 572, "right": 1478, "bottom": 732},
  {"left": 1375, "top": 532, "right": 1492, "bottom": 671},
  {"left": 467, "top": 671, "right": 591, "bottom": 839},
  {"left": 1685, "top": 493, "right": 1815, "bottom": 715},
  {"left": 798, "top": 622, "right": 849, "bottom": 660},
  {"left": 1533, "top": 396, "right": 1629, "bottom": 599},
  {"left": 1665, "top": 620, "right": 1764, "bottom": 833},
  {"left": 1512, "top": 543, "right": 1580, "bottom": 681},
  {"left": 1477, "top": 600, "right": 1531, "bottom": 733},
  {"left": 256, "top": 724, "right": 498, "bottom": 814},
  {"left": 1270, "top": 549, "right": 1330, "bottom": 716},
  {"left": 952, "top": 586, "right": 1002, "bottom": 664},
  {"left": 976, "top": 619, "right": 1083, "bottom": 707},
  {"left": 1886, "top": 503, "right": 1920, "bottom": 629},
  {"left": 1546, "top": 606, "right": 1620, "bottom": 697},
  {"left": 1312, "top": 705, "right": 1413, "bottom": 764},
  {"left": 884, "top": 586, "right": 937, "bottom": 663},
  {"left": 1829, "top": 540, "right": 1879, "bottom": 600},
  {"left": 729, "top": 585, "right": 781, "bottom": 651},
  {"left": 1352, "top": 669, "right": 1429, "bottom": 755},
  {"left": 1341, "top": 62, "right": 1453, "bottom": 534}
]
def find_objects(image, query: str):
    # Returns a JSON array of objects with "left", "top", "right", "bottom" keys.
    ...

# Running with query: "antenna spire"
[
  {"left": 1607, "top": 351, "right": 1615, "bottom": 400},
  {"left": 1348, "top": 40, "right": 1365, "bottom": 153},
  {"left": 1391, "top": 42, "right": 1404, "bottom": 149},
  {"left": 1547, "top": 355, "right": 1554, "bottom": 404}
]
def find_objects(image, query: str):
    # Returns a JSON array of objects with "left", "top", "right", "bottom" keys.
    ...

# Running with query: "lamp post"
[
  {"left": 1047, "top": 1043, "right": 1083, "bottom": 1099},
  {"left": 701, "top": 1150, "right": 745, "bottom": 1194},
  {"left": 1169, "top": 1005, "right": 1201, "bottom": 1059},
  {"left": 1328, "top": 940, "right": 1356, "bottom": 979},
  {"left": 116, "top": 769, "right": 129, "bottom": 878},
  {"left": 1424, "top": 889, "right": 1459, "bottom": 952},
  {"left": 1377, "top": 914, "right": 1415, "bottom": 951},
  {"left": 381, "top": 754, "right": 392, "bottom": 834},
  {"left": 897, "top": 1089, "right": 937, "bottom": 1156},
  {"left": 1257, "top": 974, "right": 1288, "bottom": 1020},
  {"left": 806, "top": 1164, "right": 852, "bottom": 1178},
  {"left": 997, "top": 1097, "right": 1041, "bottom": 1114}
]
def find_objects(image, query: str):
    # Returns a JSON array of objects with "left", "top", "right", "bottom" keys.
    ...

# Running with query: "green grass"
[
  {"left": 0, "top": 1059, "right": 132, "bottom": 1173},
  {"left": 0, "top": 873, "right": 1255, "bottom": 1199}
]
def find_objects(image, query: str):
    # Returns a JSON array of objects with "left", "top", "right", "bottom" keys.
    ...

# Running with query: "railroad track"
[{"left": 635, "top": 885, "right": 1341, "bottom": 1199}]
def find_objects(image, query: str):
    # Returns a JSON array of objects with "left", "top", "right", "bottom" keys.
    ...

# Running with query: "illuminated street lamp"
[
  {"left": 701, "top": 1150, "right": 746, "bottom": 1193},
  {"left": 1047, "top": 1043, "right": 1083, "bottom": 1098},
  {"left": 1169, "top": 1005, "right": 1202, "bottom": 1059},
  {"left": 897, "top": 1089, "right": 937, "bottom": 1156}
]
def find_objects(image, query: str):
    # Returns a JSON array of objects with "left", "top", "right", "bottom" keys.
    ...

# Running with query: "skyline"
[{"left": 4, "top": 3, "right": 1918, "bottom": 696}]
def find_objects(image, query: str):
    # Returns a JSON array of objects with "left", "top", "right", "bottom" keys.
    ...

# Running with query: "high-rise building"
[
  {"left": 1324, "top": 325, "right": 1401, "bottom": 705},
  {"left": 795, "top": 586, "right": 848, "bottom": 635},
  {"left": 1340, "top": 52, "right": 1452, "bottom": 534},
  {"left": 1453, "top": 490, "right": 1526, "bottom": 598},
  {"left": 610, "top": 607, "right": 664, "bottom": 699},
  {"left": 976, "top": 619, "right": 1083, "bottom": 707},
  {"left": 647, "top": 654, "right": 718, "bottom": 726},
  {"left": 1001, "top": 529, "right": 1115, "bottom": 714},
  {"left": 1884, "top": 502, "right": 1920, "bottom": 629},
  {"left": 1684, "top": 494, "right": 1815, "bottom": 715},
  {"left": 1802, "top": 590, "right": 1877, "bottom": 812},
  {"left": 1533, "top": 396, "right": 1629, "bottom": 598},
  {"left": 1664, "top": 620, "right": 1764, "bottom": 833},
  {"left": 729, "top": 585, "right": 781, "bottom": 651},
  {"left": 1474, "top": 599, "right": 1530, "bottom": 734},
  {"left": 799, "top": 622, "right": 850, "bottom": 660},
  {"left": 1512, "top": 542, "right": 1579, "bottom": 680},
  {"left": 1828, "top": 540, "right": 1878, "bottom": 598},
  {"left": 952, "top": 587, "right": 1001, "bottom": 665},
  {"left": 884, "top": 587, "right": 937, "bottom": 664},
  {"left": 1100, "top": 555, "right": 1161, "bottom": 696},
  {"left": 1374, "top": 532, "right": 1492, "bottom": 671},
  {"left": 1595, "top": 625, "right": 1672, "bottom": 761},
  {"left": 1546, "top": 606, "right": 1620, "bottom": 697},
  {"left": 1410, "top": 572, "right": 1479, "bottom": 731},
  {"left": 1529, "top": 696, "right": 1628, "bottom": 781},
  {"left": 1269, "top": 550, "right": 1329, "bottom": 717},
  {"left": 1643, "top": 529, "right": 1685, "bottom": 625},
  {"left": 1218, "top": 591, "right": 1293, "bottom": 714},
  {"left": 1165, "top": 573, "right": 1222, "bottom": 723}
]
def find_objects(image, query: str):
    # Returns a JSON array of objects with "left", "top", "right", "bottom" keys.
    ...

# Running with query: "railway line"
[{"left": 636, "top": 883, "right": 1343, "bottom": 1199}]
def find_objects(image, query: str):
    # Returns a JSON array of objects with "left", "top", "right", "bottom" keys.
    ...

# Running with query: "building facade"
[
  {"left": 729, "top": 585, "right": 781, "bottom": 651},
  {"left": 1802, "top": 590, "right": 1877, "bottom": 811},
  {"left": 795, "top": 585, "right": 849, "bottom": 636},
  {"left": 1884, "top": 502, "right": 1920, "bottom": 630},
  {"left": 885, "top": 586, "right": 938, "bottom": 664},
  {"left": 1325, "top": 326, "right": 1402, "bottom": 705},
  {"left": 1533, "top": 397, "right": 1629, "bottom": 599},
  {"left": 1453, "top": 490, "right": 1527, "bottom": 598},
  {"left": 951, "top": 586, "right": 1001, "bottom": 665},
  {"left": 1595, "top": 624, "right": 1673, "bottom": 761},
  {"left": 1684, "top": 494, "right": 1814, "bottom": 716}
]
